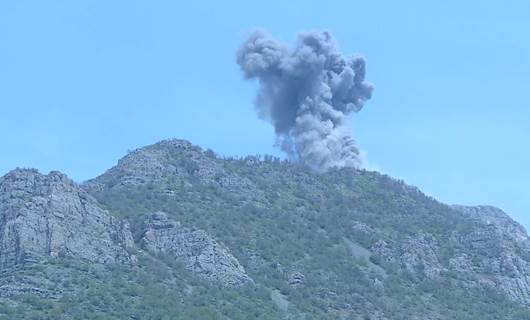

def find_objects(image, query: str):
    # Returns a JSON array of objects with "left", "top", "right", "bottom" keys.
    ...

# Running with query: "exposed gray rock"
[
  {"left": 452, "top": 205, "right": 530, "bottom": 246},
  {"left": 83, "top": 139, "right": 265, "bottom": 202},
  {"left": 0, "top": 169, "right": 136, "bottom": 269},
  {"left": 351, "top": 220, "right": 375, "bottom": 235},
  {"left": 371, "top": 240, "right": 394, "bottom": 264},
  {"left": 141, "top": 211, "right": 252, "bottom": 287},
  {"left": 270, "top": 289, "right": 289, "bottom": 311},
  {"left": 449, "top": 205, "right": 530, "bottom": 307},
  {"left": 371, "top": 234, "right": 441, "bottom": 279},
  {"left": 371, "top": 205, "right": 530, "bottom": 307},
  {"left": 288, "top": 271, "right": 305, "bottom": 287},
  {"left": 400, "top": 233, "right": 442, "bottom": 279}
]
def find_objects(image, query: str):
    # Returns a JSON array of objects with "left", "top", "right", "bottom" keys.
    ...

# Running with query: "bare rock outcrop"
[
  {"left": 141, "top": 211, "right": 252, "bottom": 287},
  {"left": 449, "top": 205, "right": 530, "bottom": 306},
  {"left": 83, "top": 139, "right": 264, "bottom": 201},
  {"left": 371, "top": 205, "right": 530, "bottom": 307},
  {"left": 0, "top": 169, "right": 136, "bottom": 268},
  {"left": 288, "top": 271, "right": 305, "bottom": 287},
  {"left": 371, "top": 233, "right": 441, "bottom": 280}
]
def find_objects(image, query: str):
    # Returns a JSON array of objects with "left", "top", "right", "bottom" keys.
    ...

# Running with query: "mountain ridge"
[{"left": 0, "top": 138, "right": 529, "bottom": 319}]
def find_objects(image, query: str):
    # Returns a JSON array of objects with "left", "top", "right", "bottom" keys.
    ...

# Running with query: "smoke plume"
[{"left": 237, "top": 29, "right": 374, "bottom": 171}]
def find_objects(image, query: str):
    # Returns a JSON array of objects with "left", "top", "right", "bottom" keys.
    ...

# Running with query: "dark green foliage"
[{"left": 0, "top": 257, "right": 280, "bottom": 320}]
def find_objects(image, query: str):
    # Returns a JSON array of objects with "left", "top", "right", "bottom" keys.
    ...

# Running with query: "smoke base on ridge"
[{"left": 237, "top": 29, "right": 374, "bottom": 171}]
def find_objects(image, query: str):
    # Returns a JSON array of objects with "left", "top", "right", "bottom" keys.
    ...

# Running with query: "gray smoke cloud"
[{"left": 237, "top": 29, "right": 374, "bottom": 171}]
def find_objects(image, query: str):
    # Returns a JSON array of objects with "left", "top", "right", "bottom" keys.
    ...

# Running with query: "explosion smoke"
[{"left": 237, "top": 29, "right": 374, "bottom": 171}]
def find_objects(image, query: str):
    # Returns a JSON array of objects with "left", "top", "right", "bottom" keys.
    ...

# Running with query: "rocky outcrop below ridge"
[{"left": 141, "top": 211, "right": 252, "bottom": 287}]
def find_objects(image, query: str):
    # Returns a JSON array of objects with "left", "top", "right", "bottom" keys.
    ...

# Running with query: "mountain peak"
[
  {"left": 2, "top": 168, "right": 75, "bottom": 185},
  {"left": 83, "top": 138, "right": 263, "bottom": 197},
  {"left": 0, "top": 168, "right": 77, "bottom": 200},
  {"left": 124, "top": 138, "right": 198, "bottom": 159}
]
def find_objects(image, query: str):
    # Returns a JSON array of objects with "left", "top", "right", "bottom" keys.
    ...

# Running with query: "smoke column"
[{"left": 237, "top": 29, "right": 374, "bottom": 171}]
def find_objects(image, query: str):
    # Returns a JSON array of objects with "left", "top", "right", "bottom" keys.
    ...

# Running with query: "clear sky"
[{"left": 1, "top": 1, "right": 529, "bottom": 228}]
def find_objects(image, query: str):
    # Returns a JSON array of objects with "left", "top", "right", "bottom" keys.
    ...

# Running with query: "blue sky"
[{"left": 1, "top": 1, "right": 529, "bottom": 228}]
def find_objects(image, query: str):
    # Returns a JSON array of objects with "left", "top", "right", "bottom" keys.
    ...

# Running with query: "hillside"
[{"left": 1, "top": 139, "right": 530, "bottom": 319}]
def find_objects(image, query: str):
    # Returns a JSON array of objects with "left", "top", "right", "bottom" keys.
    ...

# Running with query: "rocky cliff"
[
  {"left": 141, "top": 211, "right": 252, "bottom": 287},
  {"left": 450, "top": 205, "right": 530, "bottom": 306},
  {"left": 0, "top": 169, "right": 136, "bottom": 268}
]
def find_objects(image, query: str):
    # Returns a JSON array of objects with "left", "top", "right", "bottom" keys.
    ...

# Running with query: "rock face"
[
  {"left": 0, "top": 169, "right": 136, "bottom": 268},
  {"left": 372, "top": 233, "right": 442, "bottom": 280},
  {"left": 449, "top": 205, "right": 530, "bottom": 306},
  {"left": 371, "top": 205, "right": 530, "bottom": 306},
  {"left": 288, "top": 271, "right": 305, "bottom": 287},
  {"left": 83, "top": 139, "right": 264, "bottom": 201},
  {"left": 141, "top": 211, "right": 252, "bottom": 287},
  {"left": 452, "top": 205, "right": 530, "bottom": 245}
]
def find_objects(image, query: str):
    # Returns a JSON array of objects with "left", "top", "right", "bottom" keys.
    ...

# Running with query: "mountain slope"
[
  {"left": 0, "top": 139, "right": 529, "bottom": 319},
  {"left": 0, "top": 167, "right": 276, "bottom": 319},
  {"left": 84, "top": 139, "right": 530, "bottom": 319}
]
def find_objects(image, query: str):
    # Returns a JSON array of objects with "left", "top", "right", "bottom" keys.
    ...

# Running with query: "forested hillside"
[{"left": 1, "top": 139, "right": 529, "bottom": 319}]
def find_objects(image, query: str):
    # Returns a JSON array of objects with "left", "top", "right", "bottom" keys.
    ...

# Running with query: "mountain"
[{"left": 1, "top": 139, "right": 530, "bottom": 319}]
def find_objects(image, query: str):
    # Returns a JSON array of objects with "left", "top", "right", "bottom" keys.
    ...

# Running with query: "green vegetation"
[
  {"left": 2, "top": 145, "right": 529, "bottom": 319},
  {"left": 0, "top": 256, "right": 279, "bottom": 320}
]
